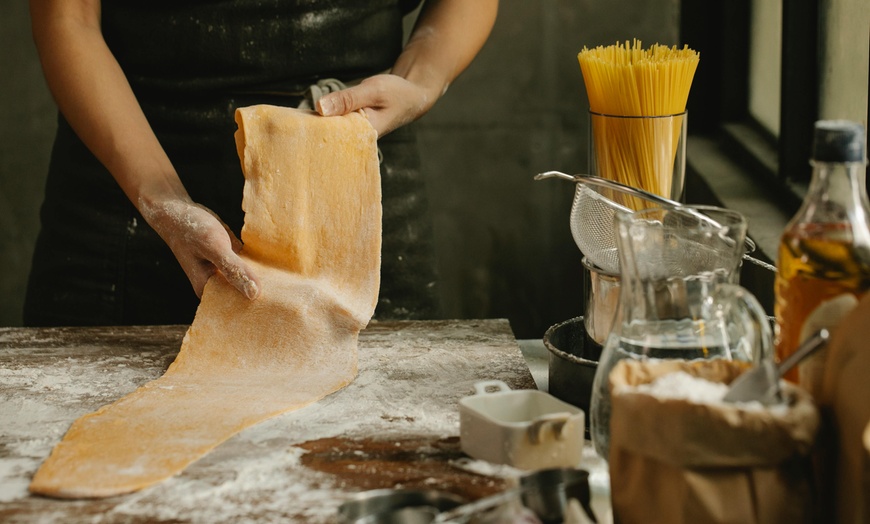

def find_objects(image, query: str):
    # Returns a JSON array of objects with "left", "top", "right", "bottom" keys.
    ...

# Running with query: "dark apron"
[{"left": 24, "top": 0, "right": 437, "bottom": 326}]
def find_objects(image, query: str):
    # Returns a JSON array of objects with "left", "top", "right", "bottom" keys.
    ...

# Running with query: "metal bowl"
[
  {"left": 520, "top": 467, "right": 596, "bottom": 523},
  {"left": 336, "top": 489, "right": 465, "bottom": 524},
  {"left": 582, "top": 256, "right": 621, "bottom": 346},
  {"left": 543, "top": 316, "right": 601, "bottom": 436}
]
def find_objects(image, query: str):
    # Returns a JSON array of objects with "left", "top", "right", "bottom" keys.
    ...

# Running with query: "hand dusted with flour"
[{"left": 29, "top": 106, "right": 381, "bottom": 498}]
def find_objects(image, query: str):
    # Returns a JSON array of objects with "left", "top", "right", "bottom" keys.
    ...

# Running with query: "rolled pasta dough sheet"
[{"left": 29, "top": 106, "right": 381, "bottom": 498}]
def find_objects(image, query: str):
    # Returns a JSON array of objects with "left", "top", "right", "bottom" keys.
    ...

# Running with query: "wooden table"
[{"left": 0, "top": 319, "right": 536, "bottom": 523}]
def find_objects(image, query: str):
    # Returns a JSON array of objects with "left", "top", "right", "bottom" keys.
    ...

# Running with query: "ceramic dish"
[{"left": 459, "top": 380, "right": 584, "bottom": 470}]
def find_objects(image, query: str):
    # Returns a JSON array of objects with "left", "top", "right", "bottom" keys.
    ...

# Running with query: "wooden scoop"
[{"left": 723, "top": 329, "right": 830, "bottom": 405}]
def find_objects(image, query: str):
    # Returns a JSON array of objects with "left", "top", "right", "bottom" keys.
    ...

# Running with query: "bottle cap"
[{"left": 812, "top": 120, "right": 866, "bottom": 162}]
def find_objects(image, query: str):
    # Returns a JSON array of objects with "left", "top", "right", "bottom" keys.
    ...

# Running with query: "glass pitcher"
[{"left": 589, "top": 205, "right": 772, "bottom": 459}]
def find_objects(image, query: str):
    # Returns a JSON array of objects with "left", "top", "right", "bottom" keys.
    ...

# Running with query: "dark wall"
[
  {"left": 0, "top": 1, "right": 56, "bottom": 326},
  {"left": 0, "top": 1, "right": 679, "bottom": 338}
]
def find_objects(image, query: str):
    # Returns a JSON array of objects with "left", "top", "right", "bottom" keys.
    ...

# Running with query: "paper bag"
[
  {"left": 608, "top": 359, "right": 819, "bottom": 524},
  {"left": 819, "top": 292, "right": 870, "bottom": 523},
  {"left": 864, "top": 426, "right": 870, "bottom": 520}
]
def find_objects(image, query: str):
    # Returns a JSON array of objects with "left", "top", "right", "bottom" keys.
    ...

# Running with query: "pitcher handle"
[{"left": 716, "top": 283, "right": 774, "bottom": 363}]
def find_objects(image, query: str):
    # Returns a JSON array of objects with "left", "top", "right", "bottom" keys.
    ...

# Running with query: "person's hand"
[
  {"left": 314, "top": 0, "right": 498, "bottom": 137},
  {"left": 316, "top": 73, "right": 438, "bottom": 137},
  {"left": 141, "top": 198, "right": 260, "bottom": 300}
]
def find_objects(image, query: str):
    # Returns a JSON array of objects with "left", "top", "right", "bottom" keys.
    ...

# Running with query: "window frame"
[
  {"left": 778, "top": 0, "right": 819, "bottom": 186},
  {"left": 680, "top": 0, "right": 819, "bottom": 213},
  {"left": 679, "top": 0, "right": 869, "bottom": 313}
]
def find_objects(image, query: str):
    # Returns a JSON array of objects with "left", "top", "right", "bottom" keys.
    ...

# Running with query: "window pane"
[
  {"left": 748, "top": 0, "right": 782, "bottom": 137},
  {"left": 818, "top": 0, "right": 870, "bottom": 122}
]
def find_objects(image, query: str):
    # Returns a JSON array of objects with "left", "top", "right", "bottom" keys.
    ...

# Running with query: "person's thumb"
[{"left": 317, "top": 85, "right": 370, "bottom": 117}]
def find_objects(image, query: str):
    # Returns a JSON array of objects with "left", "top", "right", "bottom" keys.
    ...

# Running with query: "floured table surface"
[{"left": 0, "top": 319, "right": 535, "bottom": 523}]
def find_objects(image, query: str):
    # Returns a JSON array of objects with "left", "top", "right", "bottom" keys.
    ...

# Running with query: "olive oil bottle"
[{"left": 774, "top": 120, "right": 870, "bottom": 395}]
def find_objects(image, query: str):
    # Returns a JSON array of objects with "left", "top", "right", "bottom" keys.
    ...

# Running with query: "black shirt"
[{"left": 102, "top": 0, "right": 423, "bottom": 95}]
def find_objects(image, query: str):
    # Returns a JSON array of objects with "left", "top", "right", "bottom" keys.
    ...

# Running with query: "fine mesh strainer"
[{"left": 534, "top": 170, "right": 777, "bottom": 274}]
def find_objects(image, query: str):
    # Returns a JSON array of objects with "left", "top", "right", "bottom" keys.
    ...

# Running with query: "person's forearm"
[
  {"left": 30, "top": 1, "right": 260, "bottom": 299},
  {"left": 391, "top": 0, "right": 498, "bottom": 106},
  {"left": 29, "top": 0, "right": 188, "bottom": 211}
]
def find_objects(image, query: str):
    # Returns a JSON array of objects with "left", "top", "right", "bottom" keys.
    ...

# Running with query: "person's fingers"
[
  {"left": 143, "top": 199, "right": 260, "bottom": 300},
  {"left": 177, "top": 255, "right": 217, "bottom": 299},
  {"left": 180, "top": 250, "right": 259, "bottom": 301},
  {"left": 317, "top": 80, "right": 386, "bottom": 117},
  {"left": 190, "top": 265, "right": 214, "bottom": 299},
  {"left": 227, "top": 232, "right": 244, "bottom": 254},
  {"left": 199, "top": 215, "right": 260, "bottom": 299},
  {"left": 215, "top": 250, "right": 261, "bottom": 300},
  {"left": 210, "top": 210, "right": 244, "bottom": 253},
  {"left": 319, "top": 88, "right": 391, "bottom": 136},
  {"left": 317, "top": 89, "right": 355, "bottom": 117}
]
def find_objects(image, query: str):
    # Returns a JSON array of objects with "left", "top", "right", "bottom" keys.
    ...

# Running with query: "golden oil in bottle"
[{"left": 775, "top": 225, "right": 870, "bottom": 383}]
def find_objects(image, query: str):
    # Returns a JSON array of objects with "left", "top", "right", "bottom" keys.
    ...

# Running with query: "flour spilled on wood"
[
  {"left": 111, "top": 446, "right": 343, "bottom": 523},
  {"left": 1, "top": 349, "right": 165, "bottom": 504},
  {"left": 1, "top": 321, "right": 533, "bottom": 522}
]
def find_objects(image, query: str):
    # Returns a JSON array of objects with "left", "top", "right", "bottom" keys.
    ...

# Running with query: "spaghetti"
[{"left": 578, "top": 40, "right": 699, "bottom": 208}]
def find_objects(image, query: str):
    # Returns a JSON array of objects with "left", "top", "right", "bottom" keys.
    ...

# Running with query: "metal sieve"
[{"left": 535, "top": 170, "right": 777, "bottom": 274}]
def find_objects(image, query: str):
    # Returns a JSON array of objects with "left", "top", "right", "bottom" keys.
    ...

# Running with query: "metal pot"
[
  {"left": 582, "top": 256, "right": 620, "bottom": 347},
  {"left": 543, "top": 316, "right": 600, "bottom": 437}
]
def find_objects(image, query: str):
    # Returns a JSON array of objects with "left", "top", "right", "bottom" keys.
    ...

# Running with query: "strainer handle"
[
  {"left": 536, "top": 171, "right": 773, "bottom": 270},
  {"left": 536, "top": 170, "right": 685, "bottom": 208}
]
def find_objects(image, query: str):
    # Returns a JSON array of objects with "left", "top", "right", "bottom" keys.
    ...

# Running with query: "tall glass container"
[{"left": 588, "top": 111, "right": 687, "bottom": 206}]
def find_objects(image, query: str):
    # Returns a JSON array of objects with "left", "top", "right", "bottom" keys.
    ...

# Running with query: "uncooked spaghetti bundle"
[{"left": 578, "top": 40, "right": 699, "bottom": 205}]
